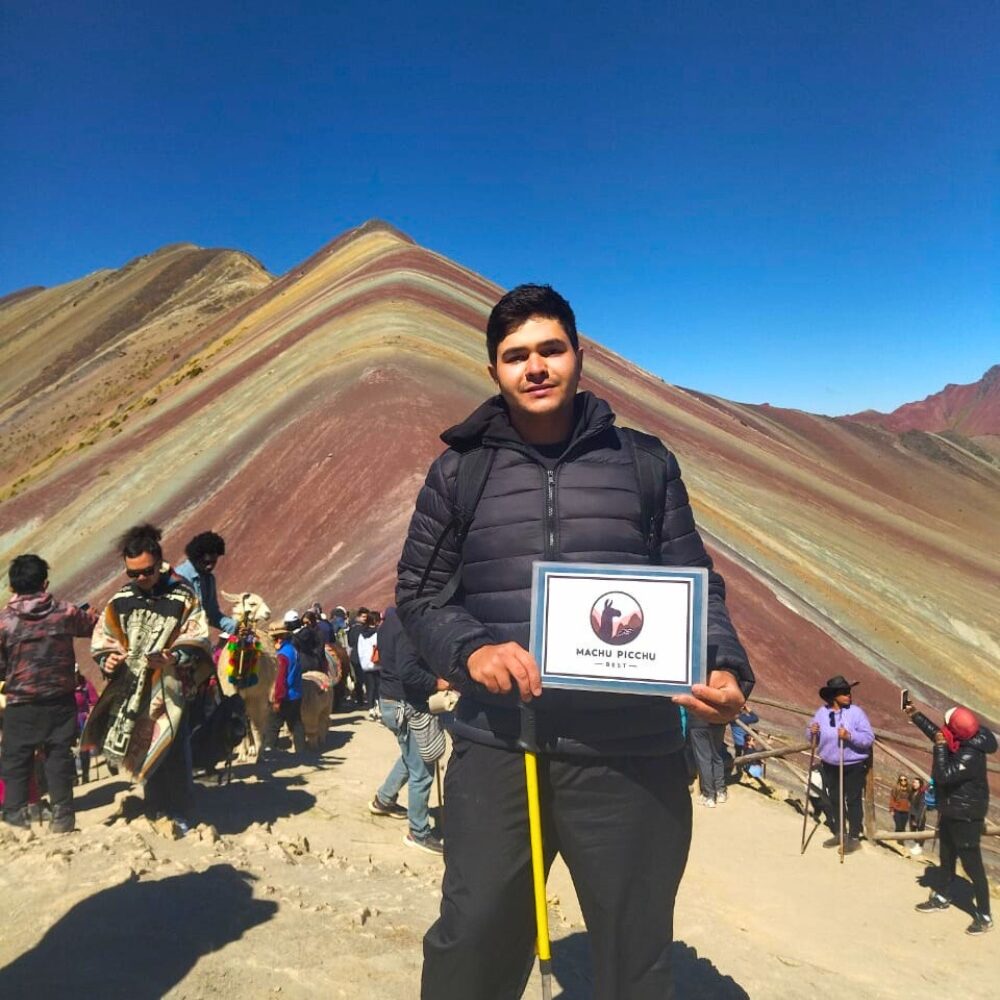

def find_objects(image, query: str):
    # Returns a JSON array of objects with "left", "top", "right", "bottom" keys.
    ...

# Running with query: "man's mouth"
[{"left": 525, "top": 384, "right": 556, "bottom": 395}]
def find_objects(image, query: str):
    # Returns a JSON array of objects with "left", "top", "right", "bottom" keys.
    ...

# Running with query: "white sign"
[{"left": 529, "top": 562, "right": 707, "bottom": 696}]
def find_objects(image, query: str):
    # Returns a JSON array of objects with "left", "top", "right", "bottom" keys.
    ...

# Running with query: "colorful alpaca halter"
[{"left": 225, "top": 613, "right": 261, "bottom": 689}]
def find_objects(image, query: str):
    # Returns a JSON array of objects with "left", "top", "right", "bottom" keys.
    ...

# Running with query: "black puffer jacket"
[
  {"left": 912, "top": 711, "right": 997, "bottom": 821},
  {"left": 396, "top": 392, "right": 753, "bottom": 756}
]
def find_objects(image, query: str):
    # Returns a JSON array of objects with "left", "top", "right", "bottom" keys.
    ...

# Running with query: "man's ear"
[
  {"left": 487, "top": 363, "right": 499, "bottom": 386},
  {"left": 576, "top": 347, "right": 584, "bottom": 375}
]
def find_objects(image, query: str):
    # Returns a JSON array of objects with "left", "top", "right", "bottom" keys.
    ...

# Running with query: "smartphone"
[{"left": 900, "top": 688, "right": 910, "bottom": 711}]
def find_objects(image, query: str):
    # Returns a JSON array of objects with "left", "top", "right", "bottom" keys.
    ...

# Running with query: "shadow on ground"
[
  {"left": 551, "top": 933, "right": 749, "bottom": 999},
  {"left": 194, "top": 772, "right": 317, "bottom": 834},
  {"left": 74, "top": 777, "right": 131, "bottom": 812},
  {"left": 918, "top": 865, "right": 976, "bottom": 915},
  {"left": 0, "top": 864, "right": 276, "bottom": 999}
]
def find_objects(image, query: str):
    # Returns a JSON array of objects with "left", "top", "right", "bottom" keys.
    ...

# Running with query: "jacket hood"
[
  {"left": 7, "top": 592, "right": 55, "bottom": 620},
  {"left": 967, "top": 725, "right": 998, "bottom": 755},
  {"left": 441, "top": 391, "right": 616, "bottom": 452}
]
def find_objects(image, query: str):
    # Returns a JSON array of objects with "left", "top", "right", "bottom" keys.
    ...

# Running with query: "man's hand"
[
  {"left": 101, "top": 651, "right": 126, "bottom": 678},
  {"left": 934, "top": 730, "right": 947, "bottom": 745},
  {"left": 146, "top": 650, "right": 173, "bottom": 670},
  {"left": 904, "top": 703, "right": 917, "bottom": 718},
  {"left": 809, "top": 722, "right": 820, "bottom": 737},
  {"left": 673, "top": 670, "right": 744, "bottom": 724},
  {"left": 838, "top": 726, "right": 851, "bottom": 742},
  {"left": 435, "top": 677, "right": 452, "bottom": 692},
  {"left": 466, "top": 642, "right": 542, "bottom": 702}
]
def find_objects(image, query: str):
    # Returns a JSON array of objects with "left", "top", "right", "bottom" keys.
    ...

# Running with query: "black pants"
[
  {"left": 363, "top": 670, "right": 381, "bottom": 710},
  {"left": 422, "top": 740, "right": 692, "bottom": 1000},
  {"left": 1, "top": 696, "right": 77, "bottom": 818},
  {"left": 893, "top": 810, "right": 909, "bottom": 833},
  {"left": 144, "top": 711, "right": 193, "bottom": 820},
  {"left": 821, "top": 760, "right": 866, "bottom": 840},
  {"left": 938, "top": 816, "right": 991, "bottom": 916},
  {"left": 264, "top": 699, "right": 305, "bottom": 754}
]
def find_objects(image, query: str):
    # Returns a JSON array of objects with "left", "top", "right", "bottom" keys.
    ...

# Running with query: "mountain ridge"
[{"left": 0, "top": 222, "right": 996, "bottom": 730}]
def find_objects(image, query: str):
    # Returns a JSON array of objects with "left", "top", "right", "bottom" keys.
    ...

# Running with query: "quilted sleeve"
[
  {"left": 658, "top": 449, "right": 754, "bottom": 697},
  {"left": 396, "top": 452, "right": 494, "bottom": 689}
]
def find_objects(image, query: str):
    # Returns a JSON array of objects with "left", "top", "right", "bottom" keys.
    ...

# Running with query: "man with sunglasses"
[
  {"left": 808, "top": 674, "right": 874, "bottom": 853},
  {"left": 90, "top": 523, "right": 210, "bottom": 830}
]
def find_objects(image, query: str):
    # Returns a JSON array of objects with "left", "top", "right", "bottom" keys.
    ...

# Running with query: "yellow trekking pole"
[{"left": 519, "top": 705, "right": 552, "bottom": 999}]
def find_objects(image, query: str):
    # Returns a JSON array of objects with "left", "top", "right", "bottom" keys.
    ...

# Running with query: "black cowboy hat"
[{"left": 820, "top": 675, "right": 860, "bottom": 701}]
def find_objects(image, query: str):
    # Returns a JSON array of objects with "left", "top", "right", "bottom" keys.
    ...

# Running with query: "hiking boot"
[
  {"left": 966, "top": 913, "right": 993, "bottom": 936},
  {"left": 50, "top": 804, "right": 76, "bottom": 834},
  {"left": 369, "top": 796, "right": 407, "bottom": 819},
  {"left": 843, "top": 838, "right": 861, "bottom": 854},
  {"left": 822, "top": 836, "right": 841, "bottom": 849},
  {"left": 699, "top": 794, "right": 716, "bottom": 808},
  {"left": 2, "top": 806, "right": 30, "bottom": 829},
  {"left": 915, "top": 893, "right": 951, "bottom": 913},
  {"left": 716, "top": 790, "right": 728, "bottom": 805},
  {"left": 404, "top": 831, "right": 444, "bottom": 856}
]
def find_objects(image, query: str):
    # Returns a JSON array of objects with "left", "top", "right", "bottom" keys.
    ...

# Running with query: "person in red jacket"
[
  {"left": 263, "top": 617, "right": 305, "bottom": 757},
  {"left": 0, "top": 554, "right": 97, "bottom": 832}
]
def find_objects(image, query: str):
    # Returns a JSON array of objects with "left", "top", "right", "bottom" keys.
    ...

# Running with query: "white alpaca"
[{"left": 219, "top": 591, "right": 276, "bottom": 762}]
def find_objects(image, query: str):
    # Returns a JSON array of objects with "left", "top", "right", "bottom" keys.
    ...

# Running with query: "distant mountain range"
[
  {"left": 1, "top": 220, "right": 997, "bottom": 729},
  {"left": 842, "top": 365, "right": 1000, "bottom": 443}
]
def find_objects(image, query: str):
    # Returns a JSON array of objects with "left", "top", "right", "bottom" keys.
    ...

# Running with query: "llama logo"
[{"left": 590, "top": 592, "right": 644, "bottom": 645}]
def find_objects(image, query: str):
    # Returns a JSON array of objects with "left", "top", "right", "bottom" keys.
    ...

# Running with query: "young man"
[
  {"left": 0, "top": 554, "right": 97, "bottom": 831},
  {"left": 174, "top": 531, "right": 237, "bottom": 635},
  {"left": 807, "top": 675, "right": 874, "bottom": 853},
  {"left": 908, "top": 702, "right": 995, "bottom": 935},
  {"left": 90, "top": 524, "right": 210, "bottom": 828},
  {"left": 396, "top": 284, "right": 753, "bottom": 999}
]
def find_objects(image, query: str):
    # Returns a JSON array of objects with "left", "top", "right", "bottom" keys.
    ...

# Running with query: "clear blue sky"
[{"left": 1, "top": 1, "right": 996, "bottom": 414}]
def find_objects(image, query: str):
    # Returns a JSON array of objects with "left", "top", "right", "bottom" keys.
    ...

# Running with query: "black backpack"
[{"left": 416, "top": 427, "right": 669, "bottom": 606}]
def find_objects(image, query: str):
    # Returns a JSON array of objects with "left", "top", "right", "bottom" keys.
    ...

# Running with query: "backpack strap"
[
  {"left": 415, "top": 447, "right": 496, "bottom": 606},
  {"left": 621, "top": 427, "right": 668, "bottom": 565}
]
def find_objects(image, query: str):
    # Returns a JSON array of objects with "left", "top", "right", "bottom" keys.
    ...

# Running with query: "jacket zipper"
[{"left": 544, "top": 468, "right": 557, "bottom": 558}]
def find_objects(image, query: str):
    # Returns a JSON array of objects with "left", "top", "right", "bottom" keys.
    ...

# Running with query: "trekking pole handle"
[{"left": 517, "top": 702, "right": 538, "bottom": 753}]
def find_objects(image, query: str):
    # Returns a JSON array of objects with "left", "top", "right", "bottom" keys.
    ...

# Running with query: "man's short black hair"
[
  {"left": 9, "top": 554, "right": 49, "bottom": 595},
  {"left": 486, "top": 284, "right": 578, "bottom": 364},
  {"left": 118, "top": 523, "right": 163, "bottom": 561},
  {"left": 185, "top": 531, "right": 226, "bottom": 563}
]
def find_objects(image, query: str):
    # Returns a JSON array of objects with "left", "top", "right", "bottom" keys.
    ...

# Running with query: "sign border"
[{"left": 529, "top": 561, "right": 708, "bottom": 697}]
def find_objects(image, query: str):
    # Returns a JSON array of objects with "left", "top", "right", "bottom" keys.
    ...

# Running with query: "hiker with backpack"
[
  {"left": 396, "top": 283, "right": 753, "bottom": 999},
  {"left": 368, "top": 606, "right": 448, "bottom": 854}
]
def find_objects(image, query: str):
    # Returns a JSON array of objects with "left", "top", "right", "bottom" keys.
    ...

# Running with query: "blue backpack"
[{"left": 924, "top": 780, "right": 937, "bottom": 810}]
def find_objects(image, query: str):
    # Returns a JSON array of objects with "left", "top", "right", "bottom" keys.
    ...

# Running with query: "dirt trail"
[{"left": 1, "top": 710, "right": 995, "bottom": 999}]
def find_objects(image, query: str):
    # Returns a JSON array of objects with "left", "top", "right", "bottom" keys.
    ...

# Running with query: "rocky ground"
[{"left": 1, "top": 709, "right": 996, "bottom": 999}]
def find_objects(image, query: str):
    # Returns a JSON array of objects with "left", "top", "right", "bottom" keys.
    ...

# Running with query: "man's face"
[
  {"left": 196, "top": 552, "right": 220, "bottom": 573},
  {"left": 488, "top": 316, "right": 583, "bottom": 425},
  {"left": 834, "top": 692, "right": 852, "bottom": 708},
  {"left": 125, "top": 552, "right": 161, "bottom": 592}
]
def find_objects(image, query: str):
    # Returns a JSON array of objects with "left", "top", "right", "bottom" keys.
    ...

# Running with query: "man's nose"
[{"left": 525, "top": 353, "right": 547, "bottom": 379}]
